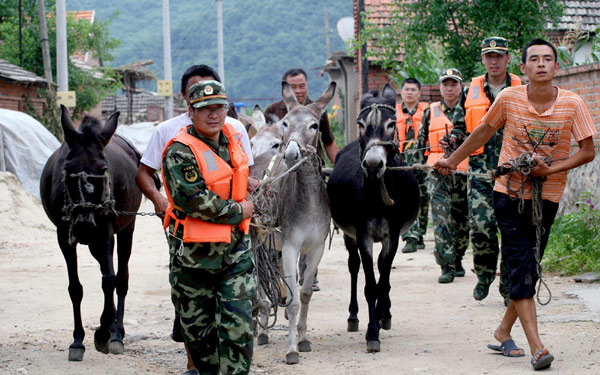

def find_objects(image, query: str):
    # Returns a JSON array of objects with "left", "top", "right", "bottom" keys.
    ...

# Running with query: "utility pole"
[
  {"left": 18, "top": 0, "right": 23, "bottom": 66},
  {"left": 324, "top": 12, "right": 331, "bottom": 59},
  {"left": 358, "top": 0, "right": 368, "bottom": 93},
  {"left": 56, "top": 0, "right": 68, "bottom": 92},
  {"left": 162, "top": 0, "right": 173, "bottom": 119},
  {"left": 216, "top": 0, "right": 225, "bottom": 84},
  {"left": 38, "top": 0, "right": 53, "bottom": 84}
]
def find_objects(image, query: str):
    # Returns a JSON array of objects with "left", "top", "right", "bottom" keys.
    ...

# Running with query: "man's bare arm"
[
  {"left": 136, "top": 164, "right": 168, "bottom": 216},
  {"left": 531, "top": 136, "right": 595, "bottom": 177},
  {"left": 325, "top": 141, "right": 339, "bottom": 164}
]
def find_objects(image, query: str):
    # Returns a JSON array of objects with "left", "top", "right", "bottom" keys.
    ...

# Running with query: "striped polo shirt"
[{"left": 482, "top": 85, "right": 596, "bottom": 202}]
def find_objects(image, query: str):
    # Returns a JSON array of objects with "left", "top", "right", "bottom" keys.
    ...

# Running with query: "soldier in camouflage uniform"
[
  {"left": 414, "top": 69, "right": 469, "bottom": 283},
  {"left": 464, "top": 37, "right": 522, "bottom": 304},
  {"left": 162, "top": 80, "right": 256, "bottom": 375}
]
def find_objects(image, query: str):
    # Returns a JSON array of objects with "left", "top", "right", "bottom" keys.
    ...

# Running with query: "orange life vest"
[
  {"left": 426, "top": 102, "right": 468, "bottom": 172},
  {"left": 161, "top": 123, "right": 251, "bottom": 243},
  {"left": 396, "top": 101, "right": 428, "bottom": 152},
  {"left": 465, "top": 74, "right": 522, "bottom": 155}
]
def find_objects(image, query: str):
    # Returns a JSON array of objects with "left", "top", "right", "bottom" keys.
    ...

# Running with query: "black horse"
[
  {"left": 327, "top": 84, "right": 420, "bottom": 352},
  {"left": 40, "top": 105, "right": 146, "bottom": 361}
]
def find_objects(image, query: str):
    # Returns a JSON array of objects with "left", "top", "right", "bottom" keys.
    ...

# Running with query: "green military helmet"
[
  {"left": 188, "top": 80, "right": 228, "bottom": 109},
  {"left": 439, "top": 68, "right": 462, "bottom": 83},
  {"left": 481, "top": 37, "right": 509, "bottom": 55}
]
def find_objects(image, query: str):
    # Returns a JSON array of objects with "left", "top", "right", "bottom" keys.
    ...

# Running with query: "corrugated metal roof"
[
  {"left": 549, "top": 0, "right": 600, "bottom": 31},
  {"left": 0, "top": 59, "right": 50, "bottom": 86}
]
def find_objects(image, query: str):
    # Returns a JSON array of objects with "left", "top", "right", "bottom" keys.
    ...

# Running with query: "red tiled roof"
[{"left": 68, "top": 10, "right": 95, "bottom": 24}]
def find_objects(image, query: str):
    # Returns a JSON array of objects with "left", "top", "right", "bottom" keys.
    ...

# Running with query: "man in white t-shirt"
[{"left": 135, "top": 64, "right": 253, "bottom": 375}]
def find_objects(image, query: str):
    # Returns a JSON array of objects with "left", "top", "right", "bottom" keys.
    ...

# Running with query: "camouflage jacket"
[
  {"left": 400, "top": 100, "right": 422, "bottom": 164},
  {"left": 162, "top": 126, "right": 250, "bottom": 270},
  {"left": 414, "top": 94, "right": 467, "bottom": 165}
]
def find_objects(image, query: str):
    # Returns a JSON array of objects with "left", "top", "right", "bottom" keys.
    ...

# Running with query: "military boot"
[
  {"left": 402, "top": 239, "right": 418, "bottom": 253},
  {"left": 416, "top": 237, "right": 426, "bottom": 250},
  {"left": 473, "top": 281, "right": 491, "bottom": 301},
  {"left": 438, "top": 265, "right": 456, "bottom": 283},
  {"left": 455, "top": 259, "right": 465, "bottom": 277}
]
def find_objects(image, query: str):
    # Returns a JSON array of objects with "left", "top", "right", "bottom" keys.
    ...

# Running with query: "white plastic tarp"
[
  {"left": 115, "top": 121, "right": 157, "bottom": 155},
  {"left": 0, "top": 109, "right": 61, "bottom": 196}
]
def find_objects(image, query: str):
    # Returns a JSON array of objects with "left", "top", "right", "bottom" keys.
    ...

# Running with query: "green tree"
[
  {"left": 0, "top": 0, "right": 122, "bottom": 122},
  {"left": 357, "top": 0, "right": 564, "bottom": 83}
]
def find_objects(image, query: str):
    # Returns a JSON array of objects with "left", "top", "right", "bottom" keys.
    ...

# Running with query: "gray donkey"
[{"left": 252, "top": 81, "right": 335, "bottom": 365}]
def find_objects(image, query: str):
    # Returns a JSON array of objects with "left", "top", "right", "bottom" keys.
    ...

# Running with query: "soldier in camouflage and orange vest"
[
  {"left": 465, "top": 37, "right": 522, "bottom": 305},
  {"left": 162, "top": 80, "right": 256, "bottom": 375},
  {"left": 396, "top": 78, "right": 430, "bottom": 253},
  {"left": 414, "top": 69, "right": 469, "bottom": 284}
]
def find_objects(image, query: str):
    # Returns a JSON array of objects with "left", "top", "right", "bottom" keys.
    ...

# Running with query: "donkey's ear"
[
  {"left": 227, "top": 102, "right": 238, "bottom": 119},
  {"left": 281, "top": 81, "right": 299, "bottom": 112},
  {"left": 252, "top": 105, "right": 266, "bottom": 129},
  {"left": 100, "top": 111, "right": 120, "bottom": 145},
  {"left": 311, "top": 81, "right": 337, "bottom": 115},
  {"left": 60, "top": 104, "right": 78, "bottom": 145},
  {"left": 382, "top": 83, "right": 397, "bottom": 105}
]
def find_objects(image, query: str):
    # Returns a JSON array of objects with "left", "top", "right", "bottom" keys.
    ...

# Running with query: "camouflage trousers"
[
  {"left": 170, "top": 252, "right": 256, "bottom": 375},
  {"left": 429, "top": 173, "right": 469, "bottom": 269},
  {"left": 469, "top": 155, "right": 508, "bottom": 296},
  {"left": 401, "top": 169, "right": 430, "bottom": 243}
]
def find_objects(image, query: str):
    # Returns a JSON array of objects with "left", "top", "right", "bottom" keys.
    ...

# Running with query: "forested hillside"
[{"left": 67, "top": 0, "right": 352, "bottom": 106}]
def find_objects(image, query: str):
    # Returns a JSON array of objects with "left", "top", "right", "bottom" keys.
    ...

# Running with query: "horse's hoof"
[
  {"left": 347, "top": 318, "right": 359, "bottom": 332},
  {"left": 257, "top": 333, "right": 269, "bottom": 346},
  {"left": 94, "top": 339, "right": 109, "bottom": 354},
  {"left": 68, "top": 347, "right": 85, "bottom": 361},
  {"left": 109, "top": 340, "right": 124, "bottom": 354},
  {"left": 367, "top": 340, "right": 381, "bottom": 353},
  {"left": 379, "top": 317, "right": 392, "bottom": 330},
  {"left": 298, "top": 340, "right": 312, "bottom": 352},
  {"left": 286, "top": 351, "right": 299, "bottom": 365}
]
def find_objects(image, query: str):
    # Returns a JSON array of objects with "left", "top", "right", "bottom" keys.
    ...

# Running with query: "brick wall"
[
  {"left": 552, "top": 62, "right": 600, "bottom": 145},
  {"left": 0, "top": 82, "right": 46, "bottom": 114},
  {"left": 550, "top": 63, "right": 600, "bottom": 215}
]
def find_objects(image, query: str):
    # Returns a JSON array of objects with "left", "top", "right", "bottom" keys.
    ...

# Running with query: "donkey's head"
[
  {"left": 357, "top": 83, "right": 398, "bottom": 180},
  {"left": 280, "top": 81, "right": 336, "bottom": 167},
  {"left": 250, "top": 116, "right": 282, "bottom": 158},
  {"left": 60, "top": 105, "right": 119, "bottom": 244}
]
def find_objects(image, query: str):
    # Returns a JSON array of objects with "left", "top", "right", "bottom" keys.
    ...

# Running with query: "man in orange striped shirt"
[{"left": 434, "top": 39, "right": 596, "bottom": 371}]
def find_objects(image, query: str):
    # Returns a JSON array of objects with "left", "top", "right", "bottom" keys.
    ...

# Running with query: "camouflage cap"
[
  {"left": 188, "top": 80, "right": 227, "bottom": 109},
  {"left": 481, "top": 37, "right": 509, "bottom": 55},
  {"left": 439, "top": 68, "right": 462, "bottom": 83}
]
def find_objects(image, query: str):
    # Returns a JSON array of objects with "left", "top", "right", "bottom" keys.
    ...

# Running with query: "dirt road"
[{"left": 1, "top": 195, "right": 599, "bottom": 375}]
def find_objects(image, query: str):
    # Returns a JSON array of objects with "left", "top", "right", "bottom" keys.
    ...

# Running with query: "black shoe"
[
  {"left": 438, "top": 266, "right": 455, "bottom": 283},
  {"left": 416, "top": 238, "right": 426, "bottom": 250},
  {"left": 455, "top": 261, "right": 465, "bottom": 277},
  {"left": 402, "top": 240, "right": 418, "bottom": 253},
  {"left": 473, "top": 282, "right": 491, "bottom": 301}
]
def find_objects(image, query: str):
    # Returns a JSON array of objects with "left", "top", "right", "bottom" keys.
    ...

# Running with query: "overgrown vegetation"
[
  {"left": 543, "top": 192, "right": 600, "bottom": 276},
  {"left": 557, "top": 26, "right": 600, "bottom": 68},
  {"left": 356, "top": 0, "right": 564, "bottom": 83},
  {"left": 0, "top": 0, "right": 122, "bottom": 128}
]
